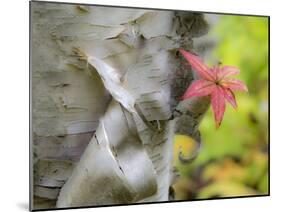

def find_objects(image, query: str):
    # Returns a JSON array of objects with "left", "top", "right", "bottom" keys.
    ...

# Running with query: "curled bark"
[{"left": 57, "top": 100, "right": 157, "bottom": 207}]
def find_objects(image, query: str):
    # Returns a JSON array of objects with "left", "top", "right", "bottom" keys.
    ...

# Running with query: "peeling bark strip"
[
  {"left": 31, "top": 1, "right": 210, "bottom": 210},
  {"left": 57, "top": 100, "right": 157, "bottom": 207}
]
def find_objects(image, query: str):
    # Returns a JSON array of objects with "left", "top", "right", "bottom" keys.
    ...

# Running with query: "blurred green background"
[{"left": 173, "top": 15, "right": 269, "bottom": 200}]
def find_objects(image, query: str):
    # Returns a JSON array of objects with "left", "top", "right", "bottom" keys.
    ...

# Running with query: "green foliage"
[
  {"left": 173, "top": 15, "right": 269, "bottom": 200},
  {"left": 212, "top": 15, "right": 268, "bottom": 96}
]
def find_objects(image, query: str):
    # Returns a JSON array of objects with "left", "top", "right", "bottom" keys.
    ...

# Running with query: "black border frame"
[{"left": 29, "top": 1, "right": 270, "bottom": 211}]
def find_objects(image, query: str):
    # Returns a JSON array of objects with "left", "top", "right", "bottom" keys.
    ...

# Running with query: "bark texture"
[{"left": 31, "top": 2, "right": 210, "bottom": 210}]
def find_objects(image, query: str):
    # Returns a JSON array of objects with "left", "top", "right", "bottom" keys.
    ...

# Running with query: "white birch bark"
[{"left": 31, "top": 1, "right": 210, "bottom": 209}]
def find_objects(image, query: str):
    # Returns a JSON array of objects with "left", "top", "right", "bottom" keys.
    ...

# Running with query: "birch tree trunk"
[{"left": 31, "top": 1, "right": 210, "bottom": 210}]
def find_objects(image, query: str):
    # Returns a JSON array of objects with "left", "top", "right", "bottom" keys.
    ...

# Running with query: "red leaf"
[
  {"left": 179, "top": 49, "right": 248, "bottom": 128},
  {"left": 179, "top": 49, "right": 215, "bottom": 81},
  {"left": 210, "top": 86, "right": 226, "bottom": 128},
  {"left": 221, "top": 78, "right": 248, "bottom": 92},
  {"left": 181, "top": 80, "right": 215, "bottom": 100}
]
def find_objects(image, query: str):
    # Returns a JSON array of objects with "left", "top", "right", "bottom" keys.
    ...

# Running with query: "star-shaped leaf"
[{"left": 179, "top": 49, "right": 248, "bottom": 128}]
